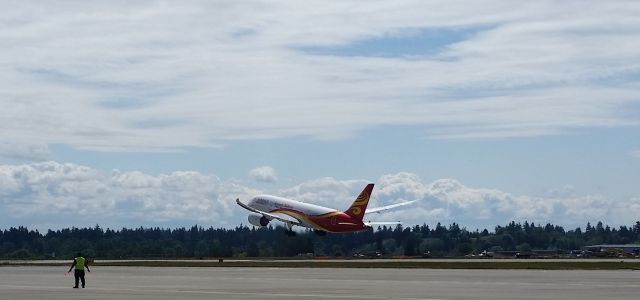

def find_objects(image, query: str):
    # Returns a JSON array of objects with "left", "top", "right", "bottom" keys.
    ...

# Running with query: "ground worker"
[{"left": 67, "top": 252, "right": 90, "bottom": 288}]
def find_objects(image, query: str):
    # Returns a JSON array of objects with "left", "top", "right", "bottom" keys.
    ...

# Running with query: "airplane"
[{"left": 236, "top": 183, "right": 415, "bottom": 235}]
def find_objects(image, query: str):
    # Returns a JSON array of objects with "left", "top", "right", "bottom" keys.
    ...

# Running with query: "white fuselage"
[{"left": 248, "top": 195, "right": 337, "bottom": 229}]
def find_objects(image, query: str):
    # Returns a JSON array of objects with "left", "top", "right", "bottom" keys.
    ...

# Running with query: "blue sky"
[
  {"left": 299, "top": 26, "right": 488, "bottom": 57},
  {"left": 1, "top": 1, "right": 639, "bottom": 230}
]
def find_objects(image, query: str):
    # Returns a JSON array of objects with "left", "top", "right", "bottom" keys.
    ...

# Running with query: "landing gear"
[{"left": 314, "top": 230, "right": 327, "bottom": 236}]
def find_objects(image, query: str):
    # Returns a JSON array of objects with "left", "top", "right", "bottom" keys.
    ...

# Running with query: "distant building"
[{"left": 584, "top": 244, "right": 640, "bottom": 255}]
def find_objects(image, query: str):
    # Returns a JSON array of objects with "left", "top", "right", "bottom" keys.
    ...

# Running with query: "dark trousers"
[{"left": 74, "top": 270, "right": 85, "bottom": 288}]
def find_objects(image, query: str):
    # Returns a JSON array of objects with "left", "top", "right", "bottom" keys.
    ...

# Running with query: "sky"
[{"left": 1, "top": 1, "right": 639, "bottom": 231}]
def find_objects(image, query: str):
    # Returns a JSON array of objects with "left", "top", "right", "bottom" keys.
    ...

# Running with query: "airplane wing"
[
  {"left": 236, "top": 198, "right": 302, "bottom": 225},
  {"left": 365, "top": 200, "right": 416, "bottom": 215}
]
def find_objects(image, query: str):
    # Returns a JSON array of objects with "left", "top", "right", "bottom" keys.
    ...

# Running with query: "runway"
[{"left": 1, "top": 266, "right": 638, "bottom": 300}]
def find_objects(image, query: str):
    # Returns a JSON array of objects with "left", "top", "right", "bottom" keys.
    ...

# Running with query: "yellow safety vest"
[{"left": 75, "top": 257, "right": 85, "bottom": 270}]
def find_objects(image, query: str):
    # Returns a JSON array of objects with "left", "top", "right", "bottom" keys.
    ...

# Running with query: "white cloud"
[
  {"left": 0, "top": 162, "right": 637, "bottom": 230},
  {"left": 610, "top": 197, "right": 640, "bottom": 225},
  {"left": 0, "top": 161, "right": 258, "bottom": 229},
  {"left": 248, "top": 166, "right": 278, "bottom": 183},
  {"left": 0, "top": 141, "right": 50, "bottom": 163},
  {"left": 0, "top": 2, "right": 639, "bottom": 156}
]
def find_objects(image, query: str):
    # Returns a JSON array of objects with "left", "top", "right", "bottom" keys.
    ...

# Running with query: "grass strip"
[{"left": 4, "top": 260, "right": 639, "bottom": 270}]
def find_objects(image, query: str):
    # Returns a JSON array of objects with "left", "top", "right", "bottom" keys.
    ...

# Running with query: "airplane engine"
[{"left": 248, "top": 213, "right": 270, "bottom": 227}]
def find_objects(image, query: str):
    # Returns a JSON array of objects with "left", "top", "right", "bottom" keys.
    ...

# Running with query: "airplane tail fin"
[{"left": 344, "top": 183, "right": 374, "bottom": 221}]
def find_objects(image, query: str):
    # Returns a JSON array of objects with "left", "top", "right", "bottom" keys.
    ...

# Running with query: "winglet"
[{"left": 344, "top": 183, "right": 374, "bottom": 221}]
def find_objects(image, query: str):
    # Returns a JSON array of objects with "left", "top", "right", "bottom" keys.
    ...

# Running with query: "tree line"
[{"left": 1, "top": 221, "right": 639, "bottom": 259}]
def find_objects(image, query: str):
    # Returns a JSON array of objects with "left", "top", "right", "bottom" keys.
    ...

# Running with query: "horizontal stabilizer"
[{"left": 364, "top": 221, "right": 402, "bottom": 226}]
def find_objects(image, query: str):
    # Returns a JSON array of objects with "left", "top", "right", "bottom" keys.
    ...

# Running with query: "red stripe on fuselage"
[{"left": 270, "top": 208, "right": 369, "bottom": 233}]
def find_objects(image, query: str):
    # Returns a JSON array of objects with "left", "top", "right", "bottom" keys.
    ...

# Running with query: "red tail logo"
[{"left": 344, "top": 184, "right": 374, "bottom": 221}]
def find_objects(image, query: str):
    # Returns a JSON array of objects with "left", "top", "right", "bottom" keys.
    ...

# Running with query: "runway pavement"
[{"left": 0, "top": 266, "right": 638, "bottom": 300}]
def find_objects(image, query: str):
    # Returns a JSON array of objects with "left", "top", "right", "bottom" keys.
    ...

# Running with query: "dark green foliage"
[
  {"left": 9, "top": 248, "right": 33, "bottom": 259},
  {"left": 0, "top": 221, "right": 639, "bottom": 259}
]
